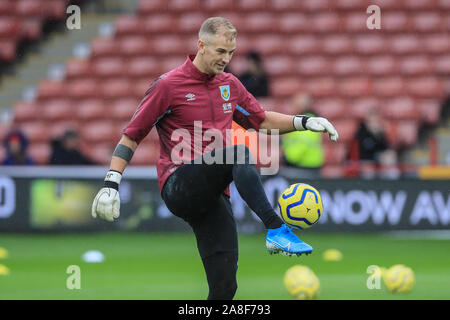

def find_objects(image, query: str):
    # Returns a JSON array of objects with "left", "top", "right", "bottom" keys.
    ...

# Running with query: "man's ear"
[{"left": 198, "top": 39, "right": 206, "bottom": 54}]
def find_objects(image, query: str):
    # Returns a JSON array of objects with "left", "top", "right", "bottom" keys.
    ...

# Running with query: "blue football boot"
[{"left": 266, "top": 224, "right": 313, "bottom": 256}]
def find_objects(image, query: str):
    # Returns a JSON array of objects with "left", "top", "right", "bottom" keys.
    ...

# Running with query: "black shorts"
[{"left": 161, "top": 158, "right": 238, "bottom": 260}]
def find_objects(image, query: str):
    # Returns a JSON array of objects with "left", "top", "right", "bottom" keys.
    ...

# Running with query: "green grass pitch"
[{"left": 1, "top": 232, "right": 449, "bottom": 299}]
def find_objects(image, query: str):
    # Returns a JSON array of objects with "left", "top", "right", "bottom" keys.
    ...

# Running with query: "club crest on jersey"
[{"left": 219, "top": 85, "right": 230, "bottom": 101}]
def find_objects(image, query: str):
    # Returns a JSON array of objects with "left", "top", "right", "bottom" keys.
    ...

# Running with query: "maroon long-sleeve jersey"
[{"left": 123, "top": 55, "right": 266, "bottom": 192}]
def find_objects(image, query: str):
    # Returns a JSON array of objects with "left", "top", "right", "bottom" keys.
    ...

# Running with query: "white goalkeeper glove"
[
  {"left": 294, "top": 115, "right": 339, "bottom": 142},
  {"left": 91, "top": 170, "right": 122, "bottom": 222}
]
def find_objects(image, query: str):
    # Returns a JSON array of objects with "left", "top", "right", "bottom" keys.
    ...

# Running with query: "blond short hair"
[{"left": 198, "top": 17, "right": 237, "bottom": 43}]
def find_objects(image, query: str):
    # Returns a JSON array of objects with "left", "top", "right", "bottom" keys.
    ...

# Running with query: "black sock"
[{"left": 232, "top": 146, "right": 284, "bottom": 229}]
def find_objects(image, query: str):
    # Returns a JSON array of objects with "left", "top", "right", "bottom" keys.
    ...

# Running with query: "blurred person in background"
[
  {"left": 281, "top": 93, "right": 324, "bottom": 178},
  {"left": 237, "top": 50, "right": 269, "bottom": 98},
  {"left": 49, "top": 129, "right": 96, "bottom": 165},
  {"left": 2, "top": 129, "right": 35, "bottom": 165},
  {"left": 349, "top": 107, "right": 399, "bottom": 178}
]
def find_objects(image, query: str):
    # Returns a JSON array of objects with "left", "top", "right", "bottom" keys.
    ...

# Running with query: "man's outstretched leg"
[
  {"left": 229, "top": 145, "right": 313, "bottom": 256},
  {"left": 203, "top": 145, "right": 314, "bottom": 256}
]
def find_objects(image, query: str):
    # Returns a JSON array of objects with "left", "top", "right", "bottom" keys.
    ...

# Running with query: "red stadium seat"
[
  {"left": 28, "top": 143, "right": 51, "bottom": 165},
  {"left": 138, "top": 0, "right": 168, "bottom": 14},
  {"left": 0, "top": 0, "right": 15, "bottom": 15},
  {"left": 151, "top": 36, "right": 186, "bottom": 55},
  {"left": 127, "top": 57, "right": 161, "bottom": 79},
  {"left": 305, "top": 77, "right": 337, "bottom": 97},
  {"left": 338, "top": 77, "right": 372, "bottom": 97},
  {"left": 41, "top": 100, "right": 75, "bottom": 121},
  {"left": 382, "top": 12, "right": 410, "bottom": 32},
  {"left": 92, "top": 58, "right": 126, "bottom": 78},
  {"left": 252, "top": 35, "right": 284, "bottom": 55},
  {"left": 366, "top": 55, "right": 397, "bottom": 76},
  {"left": 270, "top": 77, "right": 304, "bottom": 98},
  {"left": 0, "top": 40, "right": 16, "bottom": 62},
  {"left": 312, "top": 99, "right": 346, "bottom": 120},
  {"left": 373, "top": 77, "right": 405, "bottom": 97},
  {"left": 220, "top": 12, "right": 244, "bottom": 32},
  {"left": 386, "top": 121, "right": 418, "bottom": 148},
  {"left": 100, "top": 79, "right": 133, "bottom": 99},
  {"left": 301, "top": 0, "right": 334, "bottom": 11},
  {"left": 21, "top": 19, "right": 42, "bottom": 40},
  {"left": 84, "top": 142, "right": 114, "bottom": 165},
  {"left": 412, "top": 12, "right": 443, "bottom": 32},
  {"left": 335, "top": 0, "right": 367, "bottom": 10},
  {"left": 406, "top": 77, "right": 444, "bottom": 98},
  {"left": 67, "top": 79, "right": 99, "bottom": 99},
  {"left": 76, "top": 99, "right": 106, "bottom": 121},
  {"left": 80, "top": 121, "right": 119, "bottom": 144},
  {"left": 296, "top": 56, "right": 330, "bottom": 76},
  {"left": 0, "top": 18, "right": 21, "bottom": 39},
  {"left": 133, "top": 79, "right": 153, "bottom": 98},
  {"left": 130, "top": 142, "right": 160, "bottom": 165},
  {"left": 45, "top": 0, "right": 67, "bottom": 20},
  {"left": 269, "top": 0, "right": 303, "bottom": 11},
  {"left": 202, "top": 0, "right": 235, "bottom": 11},
  {"left": 381, "top": 97, "right": 418, "bottom": 120},
  {"left": 90, "top": 37, "right": 118, "bottom": 58},
  {"left": 349, "top": 98, "right": 380, "bottom": 120},
  {"left": 354, "top": 35, "right": 386, "bottom": 55},
  {"left": 333, "top": 56, "right": 364, "bottom": 75},
  {"left": 15, "top": 0, "right": 45, "bottom": 18},
  {"left": 418, "top": 100, "right": 441, "bottom": 125},
  {"left": 115, "top": 16, "right": 142, "bottom": 36},
  {"left": 322, "top": 35, "right": 353, "bottom": 55},
  {"left": 435, "top": 55, "right": 450, "bottom": 74},
  {"left": 143, "top": 14, "right": 175, "bottom": 33},
  {"left": 438, "top": 0, "right": 450, "bottom": 10},
  {"left": 169, "top": 0, "right": 202, "bottom": 11},
  {"left": 236, "top": 0, "right": 268, "bottom": 11},
  {"left": 404, "top": 0, "right": 438, "bottom": 9},
  {"left": 323, "top": 142, "right": 347, "bottom": 165},
  {"left": 264, "top": 56, "right": 294, "bottom": 77},
  {"left": 390, "top": 35, "right": 421, "bottom": 54},
  {"left": 399, "top": 56, "right": 432, "bottom": 75},
  {"left": 242, "top": 12, "right": 278, "bottom": 33},
  {"left": 110, "top": 98, "right": 139, "bottom": 121},
  {"left": 370, "top": 0, "right": 404, "bottom": 10},
  {"left": 312, "top": 13, "right": 342, "bottom": 32},
  {"left": 424, "top": 33, "right": 450, "bottom": 54},
  {"left": 13, "top": 101, "right": 39, "bottom": 123},
  {"left": 279, "top": 13, "right": 311, "bottom": 33},
  {"left": 38, "top": 80, "right": 66, "bottom": 100},
  {"left": 344, "top": 13, "right": 367, "bottom": 32},
  {"left": 65, "top": 59, "right": 91, "bottom": 79},
  {"left": 178, "top": 13, "right": 208, "bottom": 33},
  {"left": 160, "top": 56, "right": 186, "bottom": 72},
  {"left": 21, "top": 122, "right": 50, "bottom": 143},
  {"left": 288, "top": 34, "right": 320, "bottom": 55},
  {"left": 118, "top": 36, "right": 150, "bottom": 57},
  {"left": 332, "top": 119, "right": 359, "bottom": 143}
]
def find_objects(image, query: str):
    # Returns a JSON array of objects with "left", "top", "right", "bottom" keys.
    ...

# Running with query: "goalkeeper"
[{"left": 92, "top": 17, "right": 338, "bottom": 300}]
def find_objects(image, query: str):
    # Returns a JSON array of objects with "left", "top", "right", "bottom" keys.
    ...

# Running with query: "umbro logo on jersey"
[{"left": 185, "top": 93, "right": 196, "bottom": 101}]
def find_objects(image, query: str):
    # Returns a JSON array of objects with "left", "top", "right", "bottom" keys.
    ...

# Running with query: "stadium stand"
[
  {"left": 0, "top": 0, "right": 85, "bottom": 63},
  {"left": 9, "top": 0, "right": 449, "bottom": 173}
]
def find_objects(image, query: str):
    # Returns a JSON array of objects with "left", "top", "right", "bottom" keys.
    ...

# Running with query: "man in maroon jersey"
[{"left": 92, "top": 17, "right": 338, "bottom": 300}]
